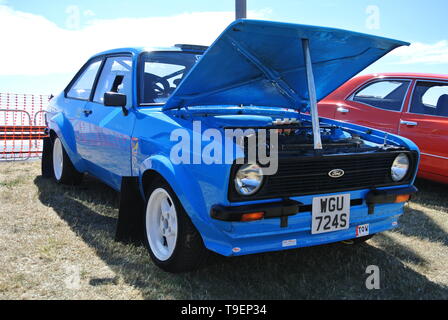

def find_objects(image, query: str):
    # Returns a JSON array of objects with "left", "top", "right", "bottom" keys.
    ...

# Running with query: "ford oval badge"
[{"left": 329, "top": 169, "right": 345, "bottom": 178}]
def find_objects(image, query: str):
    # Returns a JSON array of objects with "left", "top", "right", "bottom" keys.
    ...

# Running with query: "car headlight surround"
[
  {"left": 234, "top": 163, "right": 264, "bottom": 196},
  {"left": 391, "top": 153, "right": 410, "bottom": 182}
]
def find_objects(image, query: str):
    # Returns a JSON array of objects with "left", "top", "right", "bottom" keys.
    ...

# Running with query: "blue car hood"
[{"left": 163, "top": 19, "right": 409, "bottom": 112}]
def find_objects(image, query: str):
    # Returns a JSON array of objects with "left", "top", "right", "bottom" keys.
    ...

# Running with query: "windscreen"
[{"left": 140, "top": 52, "right": 202, "bottom": 105}]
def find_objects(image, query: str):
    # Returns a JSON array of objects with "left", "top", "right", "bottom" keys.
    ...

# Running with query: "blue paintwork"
[
  {"left": 164, "top": 19, "right": 409, "bottom": 111},
  {"left": 46, "top": 20, "right": 419, "bottom": 257}
]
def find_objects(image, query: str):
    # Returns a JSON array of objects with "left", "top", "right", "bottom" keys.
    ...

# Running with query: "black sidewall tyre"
[{"left": 143, "top": 178, "right": 208, "bottom": 273}]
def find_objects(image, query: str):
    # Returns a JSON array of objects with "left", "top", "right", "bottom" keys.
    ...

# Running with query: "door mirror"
[
  {"left": 104, "top": 92, "right": 126, "bottom": 107},
  {"left": 104, "top": 92, "right": 128, "bottom": 116}
]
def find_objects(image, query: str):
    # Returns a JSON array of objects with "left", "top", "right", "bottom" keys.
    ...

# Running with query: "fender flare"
[
  {"left": 138, "top": 154, "right": 208, "bottom": 220},
  {"left": 47, "top": 112, "right": 86, "bottom": 172},
  {"left": 138, "top": 154, "right": 230, "bottom": 252}
]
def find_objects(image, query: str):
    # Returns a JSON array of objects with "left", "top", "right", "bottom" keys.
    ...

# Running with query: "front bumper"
[
  {"left": 211, "top": 199, "right": 301, "bottom": 222},
  {"left": 208, "top": 186, "right": 417, "bottom": 256},
  {"left": 212, "top": 186, "right": 417, "bottom": 222}
]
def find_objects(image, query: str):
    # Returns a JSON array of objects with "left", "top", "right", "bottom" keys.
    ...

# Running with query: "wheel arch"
[
  {"left": 141, "top": 169, "right": 166, "bottom": 198},
  {"left": 47, "top": 112, "right": 86, "bottom": 173},
  {"left": 137, "top": 155, "right": 222, "bottom": 249}
]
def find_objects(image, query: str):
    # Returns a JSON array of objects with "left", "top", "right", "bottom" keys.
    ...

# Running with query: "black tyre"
[
  {"left": 143, "top": 177, "right": 208, "bottom": 273},
  {"left": 341, "top": 235, "right": 374, "bottom": 245},
  {"left": 51, "top": 136, "right": 83, "bottom": 185}
]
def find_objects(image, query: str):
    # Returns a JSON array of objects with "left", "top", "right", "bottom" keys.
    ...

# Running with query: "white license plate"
[{"left": 312, "top": 194, "right": 350, "bottom": 234}]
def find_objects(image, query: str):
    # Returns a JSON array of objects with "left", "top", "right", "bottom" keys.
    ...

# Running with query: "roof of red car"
[{"left": 360, "top": 72, "right": 448, "bottom": 80}]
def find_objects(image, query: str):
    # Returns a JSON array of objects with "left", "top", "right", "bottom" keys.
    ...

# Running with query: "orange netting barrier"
[{"left": 0, "top": 93, "right": 50, "bottom": 161}]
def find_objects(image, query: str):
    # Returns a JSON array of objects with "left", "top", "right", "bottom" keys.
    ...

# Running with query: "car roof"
[
  {"left": 91, "top": 45, "right": 208, "bottom": 58},
  {"left": 360, "top": 72, "right": 448, "bottom": 80}
]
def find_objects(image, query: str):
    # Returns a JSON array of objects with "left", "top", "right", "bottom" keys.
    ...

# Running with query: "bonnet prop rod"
[{"left": 302, "top": 38, "right": 323, "bottom": 150}]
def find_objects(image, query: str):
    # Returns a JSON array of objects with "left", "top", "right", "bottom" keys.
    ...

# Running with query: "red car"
[{"left": 319, "top": 73, "right": 448, "bottom": 184}]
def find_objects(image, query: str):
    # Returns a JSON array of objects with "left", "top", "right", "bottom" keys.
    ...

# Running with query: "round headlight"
[
  {"left": 234, "top": 163, "right": 264, "bottom": 196},
  {"left": 391, "top": 153, "right": 410, "bottom": 182}
]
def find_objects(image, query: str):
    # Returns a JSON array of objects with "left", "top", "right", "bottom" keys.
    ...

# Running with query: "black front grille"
[{"left": 229, "top": 151, "right": 417, "bottom": 201}]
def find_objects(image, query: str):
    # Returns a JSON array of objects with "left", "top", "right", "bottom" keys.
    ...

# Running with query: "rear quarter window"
[{"left": 410, "top": 81, "right": 448, "bottom": 117}]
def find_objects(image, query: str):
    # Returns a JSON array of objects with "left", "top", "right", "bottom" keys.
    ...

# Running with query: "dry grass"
[{"left": 0, "top": 161, "right": 447, "bottom": 300}]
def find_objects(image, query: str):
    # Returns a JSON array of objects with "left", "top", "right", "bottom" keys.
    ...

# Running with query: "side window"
[
  {"left": 67, "top": 60, "right": 102, "bottom": 100},
  {"left": 93, "top": 56, "right": 133, "bottom": 106},
  {"left": 410, "top": 81, "right": 448, "bottom": 117},
  {"left": 351, "top": 80, "right": 410, "bottom": 111}
]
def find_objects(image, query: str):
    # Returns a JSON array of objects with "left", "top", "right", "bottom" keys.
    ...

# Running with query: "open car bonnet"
[{"left": 163, "top": 19, "right": 409, "bottom": 112}]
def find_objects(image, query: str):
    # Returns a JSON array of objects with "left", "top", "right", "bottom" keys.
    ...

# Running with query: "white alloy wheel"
[
  {"left": 53, "top": 138, "right": 64, "bottom": 181},
  {"left": 146, "top": 188, "right": 178, "bottom": 261}
]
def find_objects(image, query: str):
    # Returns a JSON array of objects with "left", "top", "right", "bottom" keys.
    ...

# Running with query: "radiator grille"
[{"left": 229, "top": 151, "right": 416, "bottom": 201}]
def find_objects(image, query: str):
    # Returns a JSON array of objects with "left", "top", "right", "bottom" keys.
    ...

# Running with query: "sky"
[{"left": 0, "top": 0, "right": 447, "bottom": 95}]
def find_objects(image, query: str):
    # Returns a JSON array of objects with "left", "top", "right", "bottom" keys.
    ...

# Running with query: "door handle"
[
  {"left": 400, "top": 120, "right": 418, "bottom": 127},
  {"left": 83, "top": 109, "right": 93, "bottom": 116},
  {"left": 337, "top": 107, "right": 349, "bottom": 113}
]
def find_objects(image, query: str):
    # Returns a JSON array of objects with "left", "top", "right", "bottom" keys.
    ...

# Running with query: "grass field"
[{"left": 0, "top": 161, "right": 447, "bottom": 300}]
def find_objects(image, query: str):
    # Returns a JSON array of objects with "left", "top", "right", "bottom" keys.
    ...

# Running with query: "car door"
[
  {"left": 63, "top": 58, "right": 103, "bottom": 159},
  {"left": 79, "top": 55, "right": 136, "bottom": 189},
  {"left": 335, "top": 79, "right": 411, "bottom": 134},
  {"left": 399, "top": 80, "right": 448, "bottom": 181}
]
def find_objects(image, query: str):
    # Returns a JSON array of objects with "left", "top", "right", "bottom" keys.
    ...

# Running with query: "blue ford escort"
[{"left": 42, "top": 20, "right": 419, "bottom": 272}]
